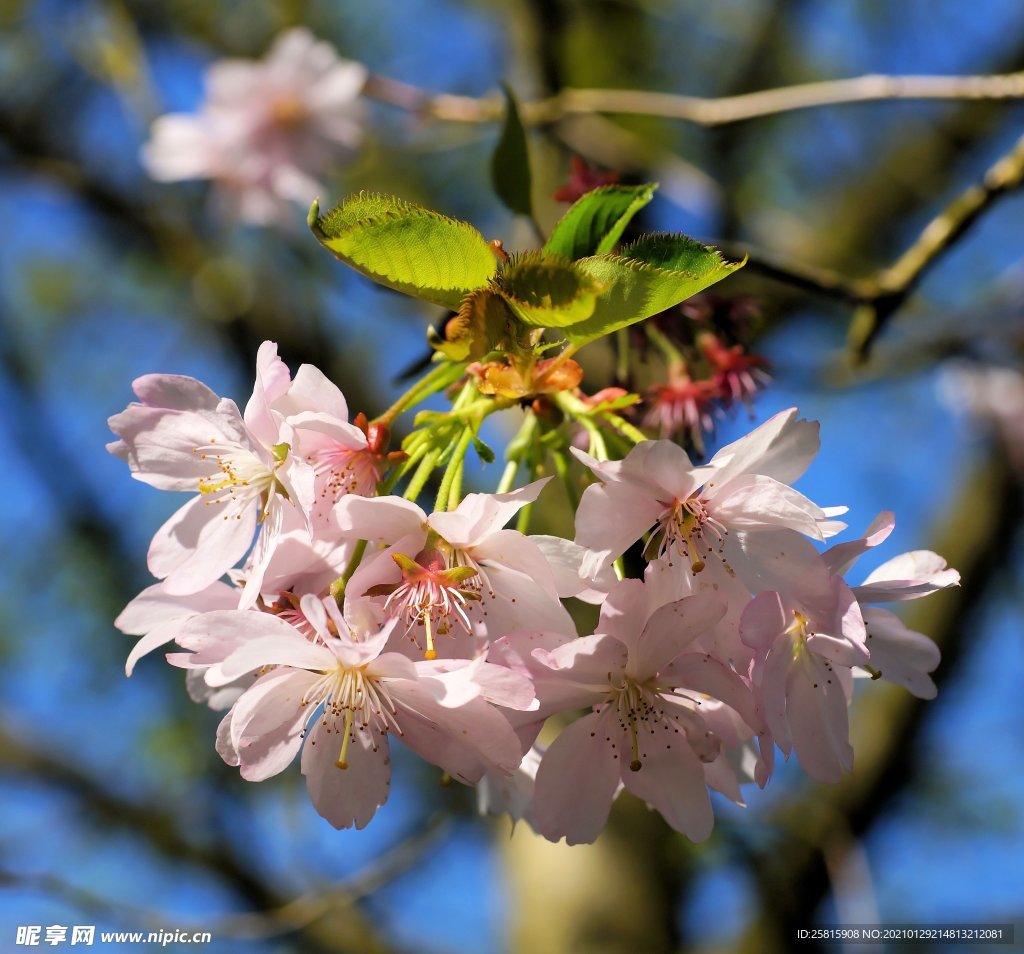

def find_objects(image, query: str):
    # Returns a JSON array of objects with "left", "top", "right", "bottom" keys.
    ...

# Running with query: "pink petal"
[
  {"left": 207, "top": 631, "right": 334, "bottom": 687},
  {"left": 758, "top": 639, "right": 794, "bottom": 752},
  {"left": 243, "top": 341, "right": 291, "bottom": 447},
  {"left": 621, "top": 733, "right": 714, "bottom": 842},
  {"left": 232, "top": 669, "right": 316, "bottom": 781},
  {"left": 533, "top": 710, "right": 623, "bottom": 845},
  {"left": 631, "top": 595, "right": 727, "bottom": 677},
  {"left": 394, "top": 681, "right": 525, "bottom": 782},
  {"left": 301, "top": 723, "right": 391, "bottom": 829},
  {"left": 786, "top": 652, "right": 852, "bottom": 784},
  {"left": 857, "top": 550, "right": 960, "bottom": 602},
  {"left": 471, "top": 530, "right": 560, "bottom": 598},
  {"left": 428, "top": 479, "right": 550, "bottom": 547},
  {"left": 862, "top": 607, "right": 940, "bottom": 699},
  {"left": 574, "top": 480, "right": 665, "bottom": 578},
  {"left": 125, "top": 622, "right": 181, "bottom": 676},
  {"left": 238, "top": 494, "right": 288, "bottom": 609},
  {"left": 661, "top": 653, "right": 760, "bottom": 732},
  {"left": 710, "top": 474, "right": 833, "bottom": 539},
  {"left": 115, "top": 580, "right": 238, "bottom": 634},
  {"left": 530, "top": 535, "right": 616, "bottom": 602},
  {"left": 739, "top": 591, "right": 788, "bottom": 653},
  {"left": 535, "top": 633, "right": 627, "bottom": 686},
  {"left": 148, "top": 494, "right": 257, "bottom": 594},
  {"left": 822, "top": 511, "right": 895, "bottom": 576},
  {"left": 276, "top": 363, "right": 349, "bottom": 421},
  {"left": 132, "top": 373, "right": 221, "bottom": 412},
  {"left": 468, "top": 563, "right": 574, "bottom": 641},
  {"left": 335, "top": 495, "right": 426, "bottom": 543},
  {"left": 709, "top": 408, "right": 820, "bottom": 485},
  {"left": 108, "top": 405, "right": 245, "bottom": 491}
]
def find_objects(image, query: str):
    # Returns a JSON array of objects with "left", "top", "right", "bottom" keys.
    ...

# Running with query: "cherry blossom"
[
  {"left": 573, "top": 408, "right": 846, "bottom": 579},
  {"left": 738, "top": 530, "right": 868, "bottom": 784},
  {"left": 107, "top": 347, "right": 301, "bottom": 605},
  {"left": 336, "top": 482, "right": 575, "bottom": 654},
  {"left": 181, "top": 595, "right": 533, "bottom": 828},
  {"left": 511, "top": 581, "right": 760, "bottom": 844},
  {"left": 143, "top": 28, "right": 367, "bottom": 224}
]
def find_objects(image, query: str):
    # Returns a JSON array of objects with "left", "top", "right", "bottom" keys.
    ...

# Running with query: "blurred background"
[{"left": 1, "top": 0, "right": 1023, "bottom": 951}]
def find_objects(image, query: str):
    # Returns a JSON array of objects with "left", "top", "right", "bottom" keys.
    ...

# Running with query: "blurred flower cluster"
[
  {"left": 633, "top": 295, "right": 772, "bottom": 456},
  {"left": 143, "top": 28, "right": 367, "bottom": 223}
]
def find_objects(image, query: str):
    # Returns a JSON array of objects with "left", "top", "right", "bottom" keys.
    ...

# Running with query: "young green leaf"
[
  {"left": 564, "top": 234, "right": 743, "bottom": 343},
  {"left": 430, "top": 288, "right": 514, "bottom": 361},
  {"left": 310, "top": 194, "right": 497, "bottom": 309},
  {"left": 491, "top": 86, "right": 533, "bottom": 219},
  {"left": 473, "top": 436, "right": 496, "bottom": 465},
  {"left": 496, "top": 252, "right": 604, "bottom": 327},
  {"left": 544, "top": 183, "right": 657, "bottom": 261}
]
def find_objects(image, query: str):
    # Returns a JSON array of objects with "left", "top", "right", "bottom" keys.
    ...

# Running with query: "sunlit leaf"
[
  {"left": 544, "top": 183, "right": 657, "bottom": 260},
  {"left": 496, "top": 252, "right": 604, "bottom": 328},
  {"left": 310, "top": 194, "right": 498, "bottom": 309},
  {"left": 564, "top": 235, "right": 743, "bottom": 342}
]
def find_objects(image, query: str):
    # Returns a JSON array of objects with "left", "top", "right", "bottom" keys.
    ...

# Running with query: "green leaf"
[
  {"left": 310, "top": 194, "right": 497, "bottom": 309},
  {"left": 544, "top": 183, "right": 657, "bottom": 260},
  {"left": 496, "top": 252, "right": 604, "bottom": 328},
  {"left": 473, "top": 436, "right": 495, "bottom": 465},
  {"left": 619, "top": 231, "right": 730, "bottom": 275},
  {"left": 564, "top": 234, "right": 743, "bottom": 343},
  {"left": 429, "top": 288, "right": 514, "bottom": 361},
  {"left": 491, "top": 86, "right": 533, "bottom": 219}
]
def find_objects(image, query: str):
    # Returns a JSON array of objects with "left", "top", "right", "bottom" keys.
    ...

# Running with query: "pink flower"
[
  {"left": 738, "top": 530, "right": 869, "bottom": 784},
  {"left": 511, "top": 581, "right": 760, "bottom": 844},
  {"left": 573, "top": 408, "right": 846, "bottom": 579},
  {"left": 180, "top": 595, "right": 532, "bottom": 829},
  {"left": 142, "top": 28, "right": 367, "bottom": 224},
  {"left": 696, "top": 332, "right": 771, "bottom": 411},
  {"left": 822, "top": 511, "right": 957, "bottom": 698},
  {"left": 118, "top": 579, "right": 238, "bottom": 679},
  {"left": 108, "top": 344, "right": 302, "bottom": 606},
  {"left": 642, "top": 373, "right": 720, "bottom": 455},
  {"left": 335, "top": 481, "right": 575, "bottom": 654},
  {"left": 275, "top": 368, "right": 393, "bottom": 531}
]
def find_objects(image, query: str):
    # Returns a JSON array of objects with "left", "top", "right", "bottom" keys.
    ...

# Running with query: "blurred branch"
[
  {"left": 712, "top": 129, "right": 1024, "bottom": 354},
  {"left": 0, "top": 815, "right": 450, "bottom": 942},
  {"left": 846, "top": 129, "right": 1024, "bottom": 360},
  {"left": 0, "top": 725, "right": 399, "bottom": 954},
  {"left": 365, "top": 70, "right": 1024, "bottom": 127}
]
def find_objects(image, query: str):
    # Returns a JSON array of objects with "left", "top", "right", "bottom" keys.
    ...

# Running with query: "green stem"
[
  {"left": 375, "top": 360, "right": 466, "bottom": 425},
  {"left": 515, "top": 501, "right": 533, "bottom": 534},
  {"left": 435, "top": 428, "right": 474, "bottom": 512},
  {"left": 600, "top": 411, "right": 648, "bottom": 445},
  {"left": 615, "top": 328, "right": 630, "bottom": 384},
  {"left": 495, "top": 459, "right": 520, "bottom": 495},
  {"left": 330, "top": 538, "right": 369, "bottom": 605},
  {"left": 378, "top": 444, "right": 425, "bottom": 495},
  {"left": 551, "top": 447, "right": 580, "bottom": 511},
  {"left": 644, "top": 323, "right": 686, "bottom": 368},
  {"left": 403, "top": 448, "right": 440, "bottom": 502}
]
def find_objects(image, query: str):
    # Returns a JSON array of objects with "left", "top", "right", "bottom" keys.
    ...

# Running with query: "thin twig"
[
  {"left": 847, "top": 129, "right": 1024, "bottom": 360},
  {"left": 0, "top": 815, "right": 451, "bottom": 941},
  {"left": 366, "top": 70, "right": 1024, "bottom": 128}
]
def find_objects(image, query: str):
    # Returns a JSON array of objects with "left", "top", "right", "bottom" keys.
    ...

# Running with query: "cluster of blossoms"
[
  {"left": 143, "top": 29, "right": 367, "bottom": 224},
  {"left": 110, "top": 342, "right": 956, "bottom": 842},
  {"left": 632, "top": 295, "right": 772, "bottom": 457}
]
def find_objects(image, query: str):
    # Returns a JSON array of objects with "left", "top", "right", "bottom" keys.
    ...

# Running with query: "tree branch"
[
  {"left": 365, "top": 70, "right": 1024, "bottom": 127},
  {"left": 847, "top": 129, "right": 1024, "bottom": 360}
]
